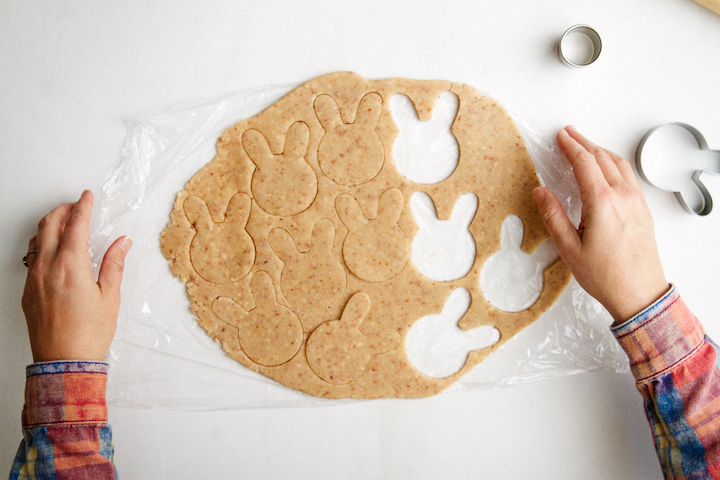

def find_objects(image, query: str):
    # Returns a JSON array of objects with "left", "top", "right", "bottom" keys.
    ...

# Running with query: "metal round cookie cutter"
[{"left": 557, "top": 25, "right": 602, "bottom": 67}]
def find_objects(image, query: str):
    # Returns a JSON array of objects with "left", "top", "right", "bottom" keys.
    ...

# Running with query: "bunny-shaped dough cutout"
[
  {"left": 390, "top": 91, "right": 459, "bottom": 184},
  {"left": 336, "top": 188, "right": 409, "bottom": 282},
  {"left": 315, "top": 93, "right": 384, "bottom": 186},
  {"left": 212, "top": 271, "right": 303, "bottom": 367},
  {"left": 184, "top": 192, "right": 255, "bottom": 284},
  {"left": 480, "top": 215, "right": 559, "bottom": 312},
  {"left": 242, "top": 121, "right": 317, "bottom": 217},
  {"left": 410, "top": 191, "right": 478, "bottom": 282},
  {"left": 405, "top": 288, "right": 500, "bottom": 378},
  {"left": 306, "top": 292, "right": 401, "bottom": 385},
  {"left": 268, "top": 218, "right": 346, "bottom": 317}
]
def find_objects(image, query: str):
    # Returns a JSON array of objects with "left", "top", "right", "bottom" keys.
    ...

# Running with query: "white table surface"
[{"left": 2, "top": 1, "right": 720, "bottom": 478}]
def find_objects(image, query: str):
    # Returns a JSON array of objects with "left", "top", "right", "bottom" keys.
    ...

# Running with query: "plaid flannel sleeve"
[
  {"left": 612, "top": 285, "right": 720, "bottom": 479},
  {"left": 10, "top": 361, "right": 117, "bottom": 480}
]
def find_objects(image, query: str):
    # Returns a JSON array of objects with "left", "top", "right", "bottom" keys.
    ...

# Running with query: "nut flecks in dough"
[
  {"left": 306, "top": 292, "right": 401, "bottom": 385},
  {"left": 160, "top": 72, "right": 573, "bottom": 400},
  {"left": 269, "top": 218, "right": 346, "bottom": 323},
  {"left": 242, "top": 121, "right": 317, "bottom": 217},
  {"left": 315, "top": 92, "right": 384, "bottom": 186},
  {"left": 212, "top": 271, "right": 303, "bottom": 367},
  {"left": 336, "top": 188, "right": 409, "bottom": 282},
  {"left": 184, "top": 192, "right": 254, "bottom": 285}
]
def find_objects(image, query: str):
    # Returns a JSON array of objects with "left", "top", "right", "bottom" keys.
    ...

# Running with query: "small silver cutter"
[
  {"left": 557, "top": 25, "right": 602, "bottom": 67},
  {"left": 635, "top": 123, "right": 720, "bottom": 216}
]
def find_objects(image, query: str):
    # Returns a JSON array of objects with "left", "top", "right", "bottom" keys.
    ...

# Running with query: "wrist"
[{"left": 607, "top": 280, "right": 671, "bottom": 325}]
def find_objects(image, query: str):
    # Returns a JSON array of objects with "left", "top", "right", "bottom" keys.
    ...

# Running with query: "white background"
[{"left": 2, "top": 1, "right": 720, "bottom": 478}]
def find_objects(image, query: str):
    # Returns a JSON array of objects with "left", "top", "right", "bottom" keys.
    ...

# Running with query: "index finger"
[
  {"left": 36, "top": 202, "right": 77, "bottom": 261},
  {"left": 557, "top": 128, "right": 609, "bottom": 196},
  {"left": 60, "top": 190, "right": 94, "bottom": 254}
]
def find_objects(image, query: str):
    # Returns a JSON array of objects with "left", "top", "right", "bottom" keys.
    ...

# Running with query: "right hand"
[{"left": 533, "top": 126, "right": 669, "bottom": 323}]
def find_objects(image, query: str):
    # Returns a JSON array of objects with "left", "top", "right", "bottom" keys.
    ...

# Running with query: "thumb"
[
  {"left": 98, "top": 236, "right": 132, "bottom": 297},
  {"left": 532, "top": 187, "right": 580, "bottom": 259}
]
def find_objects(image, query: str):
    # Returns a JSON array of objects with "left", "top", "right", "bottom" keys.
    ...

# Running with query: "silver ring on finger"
[{"left": 23, "top": 250, "right": 38, "bottom": 267}]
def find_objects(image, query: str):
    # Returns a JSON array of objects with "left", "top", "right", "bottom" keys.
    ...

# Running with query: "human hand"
[
  {"left": 533, "top": 126, "right": 668, "bottom": 323},
  {"left": 22, "top": 190, "right": 132, "bottom": 362}
]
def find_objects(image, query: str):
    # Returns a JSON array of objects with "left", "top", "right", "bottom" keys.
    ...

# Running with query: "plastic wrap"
[{"left": 88, "top": 80, "right": 628, "bottom": 410}]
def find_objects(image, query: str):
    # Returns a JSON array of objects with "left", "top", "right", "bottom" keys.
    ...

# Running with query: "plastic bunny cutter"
[{"left": 635, "top": 123, "right": 720, "bottom": 216}]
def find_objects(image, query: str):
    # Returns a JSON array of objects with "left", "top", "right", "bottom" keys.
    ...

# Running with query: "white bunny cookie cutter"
[{"left": 635, "top": 123, "right": 720, "bottom": 216}]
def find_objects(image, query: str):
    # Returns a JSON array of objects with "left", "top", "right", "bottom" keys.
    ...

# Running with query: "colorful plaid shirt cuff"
[
  {"left": 11, "top": 361, "right": 117, "bottom": 480},
  {"left": 611, "top": 285, "right": 705, "bottom": 382},
  {"left": 22, "top": 361, "right": 109, "bottom": 428}
]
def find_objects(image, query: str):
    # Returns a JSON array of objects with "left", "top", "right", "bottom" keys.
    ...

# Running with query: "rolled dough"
[{"left": 160, "top": 72, "right": 571, "bottom": 399}]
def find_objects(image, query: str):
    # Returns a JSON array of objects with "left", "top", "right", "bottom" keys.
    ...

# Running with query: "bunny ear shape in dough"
[
  {"left": 225, "top": 192, "right": 252, "bottom": 228},
  {"left": 212, "top": 295, "right": 248, "bottom": 326},
  {"left": 242, "top": 128, "right": 275, "bottom": 169},
  {"left": 354, "top": 92, "right": 383, "bottom": 129},
  {"left": 376, "top": 188, "right": 404, "bottom": 224},
  {"left": 249, "top": 270, "right": 278, "bottom": 306},
  {"left": 409, "top": 192, "right": 440, "bottom": 231},
  {"left": 309, "top": 218, "right": 336, "bottom": 256},
  {"left": 268, "top": 228, "right": 300, "bottom": 263},
  {"left": 429, "top": 91, "right": 459, "bottom": 126},
  {"left": 282, "top": 121, "right": 310, "bottom": 159},
  {"left": 339, "top": 291, "right": 371, "bottom": 327},
  {"left": 449, "top": 193, "right": 478, "bottom": 228},
  {"left": 499, "top": 214, "right": 523, "bottom": 250},
  {"left": 335, "top": 193, "right": 368, "bottom": 232},
  {"left": 314, "top": 94, "right": 343, "bottom": 131},
  {"left": 183, "top": 195, "right": 214, "bottom": 231}
]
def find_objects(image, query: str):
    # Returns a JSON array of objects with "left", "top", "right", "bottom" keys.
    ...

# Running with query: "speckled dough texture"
[{"left": 160, "top": 72, "right": 571, "bottom": 399}]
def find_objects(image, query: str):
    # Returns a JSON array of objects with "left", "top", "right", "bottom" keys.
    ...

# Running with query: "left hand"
[{"left": 22, "top": 190, "right": 132, "bottom": 362}]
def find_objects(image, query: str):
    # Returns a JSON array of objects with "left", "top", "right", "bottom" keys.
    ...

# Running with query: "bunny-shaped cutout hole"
[
  {"left": 389, "top": 91, "right": 459, "bottom": 184},
  {"left": 315, "top": 93, "right": 384, "bottom": 187},
  {"left": 184, "top": 192, "right": 255, "bottom": 284},
  {"left": 306, "top": 292, "right": 401, "bottom": 385},
  {"left": 242, "top": 121, "right": 317, "bottom": 217},
  {"left": 268, "top": 219, "right": 346, "bottom": 324},
  {"left": 410, "top": 191, "right": 477, "bottom": 281},
  {"left": 480, "top": 215, "right": 559, "bottom": 312},
  {"left": 336, "top": 188, "right": 409, "bottom": 282},
  {"left": 636, "top": 123, "right": 720, "bottom": 216},
  {"left": 212, "top": 271, "right": 304, "bottom": 367},
  {"left": 405, "top": 288, "right": 499, "bottom": 378}
]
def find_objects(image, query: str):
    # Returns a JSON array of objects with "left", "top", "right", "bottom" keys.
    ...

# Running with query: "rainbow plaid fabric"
[
  {"left": 613, "top": 285, "right": 720, "bottom": 479},
  {"left": 10, "top": 361, "right": 117, "bottom": 480}
]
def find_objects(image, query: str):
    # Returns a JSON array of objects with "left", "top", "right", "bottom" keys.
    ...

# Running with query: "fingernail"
[
  {"left": 120, "top": 236, "right": 133, "bottom": 253},
  {"left": 566, "top": 125, "right": 577, "bottom": 133},
  {"left": 533, "top": 187, "right": 546, "bottom": 204}
]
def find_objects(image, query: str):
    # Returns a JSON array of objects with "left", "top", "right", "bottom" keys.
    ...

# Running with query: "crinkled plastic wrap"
[{"left": 88, "top": 81, "right": 628, "bottom": 410}]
